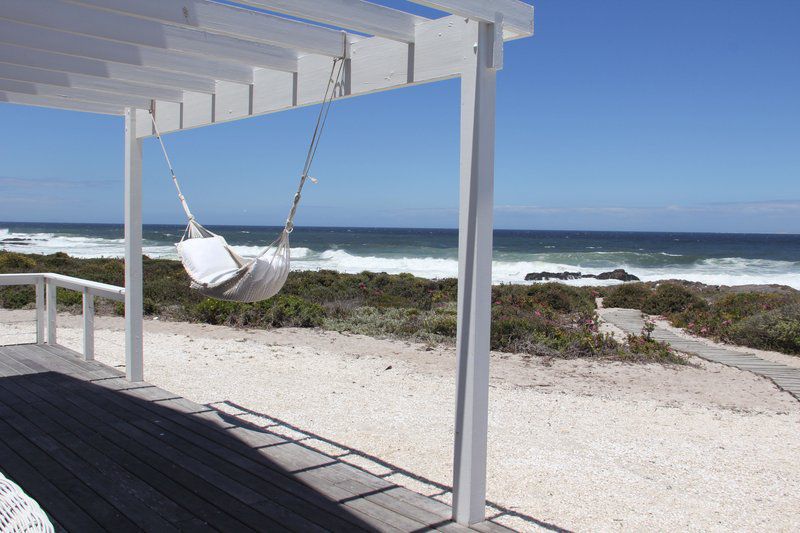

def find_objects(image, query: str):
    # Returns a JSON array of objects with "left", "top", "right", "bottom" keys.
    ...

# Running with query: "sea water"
[{"left": 1, "top": 223, "right": 799, "bottom": 289}]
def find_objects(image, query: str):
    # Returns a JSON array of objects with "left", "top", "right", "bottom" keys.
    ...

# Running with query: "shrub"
[
  {"left": 0, "top": 252, "right": 37, "bottom": 271},
  {"left": 56, "top": 287, "right": 83, "bottom": 307},
  {"left": 324, "top": 306, "right": 427, "bottom": 339},
  {"left": 525, "top": 283, "right": 594, "bottom": 314},
  {"left": 266, "top": 295, "right": 325, "bottom": 328},
  {"left": 642, "top": 283, "right": 706, "bottom": 315},
  {"left": 728, "top": 303, "right": 800, "bottom": 354},
  {"left": 192, "top": 299, "right": 244, "bottom": 325},
  {"left": 191, "top": 295, "right": 324, "bottom": 328},
  {"left": 0, "top": 286, "right": 35, "bottom": 309},
  {"left": 623, "top": 334, "right": 687, "bottom": 364},
  {"left": 603, "top": 283, "right": 651, "bottom": 309}
]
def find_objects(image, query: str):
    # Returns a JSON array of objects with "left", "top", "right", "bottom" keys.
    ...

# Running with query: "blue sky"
[{"left": 0, "top": 0, "right": 798, "bottom": 233}]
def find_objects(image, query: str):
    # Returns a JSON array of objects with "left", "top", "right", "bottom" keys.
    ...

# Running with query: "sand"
[{"left": 2, "top": 309, "right": 799, "bottom": 532}]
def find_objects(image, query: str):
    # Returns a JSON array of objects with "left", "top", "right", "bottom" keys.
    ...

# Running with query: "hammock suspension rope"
[{"left": 149, "top": 56, "right": 345, "bottom": 302}]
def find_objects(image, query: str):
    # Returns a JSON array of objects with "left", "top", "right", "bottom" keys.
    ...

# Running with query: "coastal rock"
[
  {"left": 594, "top": 269, "right": 640, "bottom": 281},
  {"left": 524, "top": 268, "right": 640, "bottom": 282},
  {"left": 525, "top": 271, "right": 583, "bottom": 281}
]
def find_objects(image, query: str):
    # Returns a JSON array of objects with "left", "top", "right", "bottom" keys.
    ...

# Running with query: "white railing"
[{"left": 0, "top": 273, "right": 125, "bottom": 360}]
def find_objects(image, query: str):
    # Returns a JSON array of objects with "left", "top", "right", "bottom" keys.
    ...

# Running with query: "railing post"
[
  {"left": 46, "top": 278, "right": 57, "bottom": 345},
  {"left": 35, "top": 277, "right": 45, "bottom": 344},
  {"left": 82, "top": 287, "right": 94, "bottom": 361}
]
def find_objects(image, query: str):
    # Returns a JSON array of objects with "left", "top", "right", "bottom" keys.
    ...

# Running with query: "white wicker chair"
[{"left": 0, "top": 471, "right": 54, "bottom": 533}]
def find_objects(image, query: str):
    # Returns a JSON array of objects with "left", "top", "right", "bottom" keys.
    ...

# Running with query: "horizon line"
[{"left": 1, "top": 220, "right": 799, "bottom": 237}]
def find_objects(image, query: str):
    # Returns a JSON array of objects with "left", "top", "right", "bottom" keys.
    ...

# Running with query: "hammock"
[{"left": 151, "top": 58, "right": 344, "bottom": 302}]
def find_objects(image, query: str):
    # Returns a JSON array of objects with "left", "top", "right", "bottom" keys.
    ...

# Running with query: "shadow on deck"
[
  {"left": 211, "top": 401, "right": 570, "bottom": 533},
  {"left": 0, "top": 343, "right": 567, "bottom": 532}
]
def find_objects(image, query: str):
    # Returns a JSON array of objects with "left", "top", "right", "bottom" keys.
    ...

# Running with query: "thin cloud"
[
  {"left": 496, "top": 200, "right": 800, "bottom": 216},
  {"left": 0, "top": 176, "right": 116, "bottom": 189}
]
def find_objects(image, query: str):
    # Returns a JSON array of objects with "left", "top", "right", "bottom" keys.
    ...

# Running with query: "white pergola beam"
[
  {"left": 0, "top": 44, "right": 216, "bottom": 94},
  {"left": 0, "top": 91, "right": 122, "bottom": 114},
  {"left": 142, "top": 15, "right": 464, "bottom": 137},
  {"left": 408, "top": 0, "right": 533, "bottom": 38},
  {"left": 0, "top": 63, "right": 184, "bottom": 103},
  {"left": 1, "top": 0, "right": 301, "bottom": 70},
  {"left": 0, "top": 19, "right": 257, "bottom": 83},
  {"left": 235, "top": 0, "right": 421, "bottom": 43},
  {"left": 69, "top": 0, "right": 345, "bottom": 57},
  {"left": 0, "top": 79, "right": 152, "bottom": 108}
]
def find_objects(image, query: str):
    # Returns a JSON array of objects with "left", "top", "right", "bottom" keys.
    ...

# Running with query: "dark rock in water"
[
  {"left": 0, "top": 238, "right": 32, "bottom": 246},
  {"left": 593, "top": 269, "right": 640, "bottom": 281},
  {"left": 525, "top": 268, "right": 640, "bottom": 282},
  {"left": 525, "top": 271, "right": 583, "bottom": 281}
]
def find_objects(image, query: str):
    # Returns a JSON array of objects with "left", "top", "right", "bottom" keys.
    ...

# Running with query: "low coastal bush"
[
  {"left": 642, "top": 283, "right": 706, "bottom": 315},
  {"left": 604, "top": 279, "right": 800, "bottom": 355},
  {"left": 623, "top": 334, "right": 686, "bottom": 364},
  {"left": 0, "top": 251, "right": 736, "bottom": 363},
  {"left": 603, "top": 283, "right": 651, "bottom": 309},
  {"left": 604, "top": 282, "right": 705, "bottom": 316},
  {"left": 0, "top": 252, "right": 36, "bottom": 271},
  {"left": 192, "top": 295, "right": 325, "bottom": 328},
  {"left": 674, "top": 294, "right": 800, "bottom": 354}
]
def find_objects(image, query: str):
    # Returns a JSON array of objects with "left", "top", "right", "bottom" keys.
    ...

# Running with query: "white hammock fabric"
[
  {"left": 177, "top": 220, "right": 290, "bottom": 302},
  {"left": 0, "top": 471, "right": 54, "bottom": 533},
  {"left": 152, "top": 58, "right": 343, "bottom": 302}
]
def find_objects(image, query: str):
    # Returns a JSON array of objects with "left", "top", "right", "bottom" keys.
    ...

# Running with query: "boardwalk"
[
  {"left": 601, "top": 307, "right": 800, "bottom": 401},
  {"left": 0, "top": 343, "right": 510, "bottom": 532}
]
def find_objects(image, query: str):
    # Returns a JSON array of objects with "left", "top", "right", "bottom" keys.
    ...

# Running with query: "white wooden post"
[
  {"left": 124, "top": 107, "right": 144, "bottom": 382},
  {"left": 46, "top": 278, "right": 57, "bottom": 345},
  {"left": 35, "top": 277, "right": 45, "bottom": 344},
  {"left": 82, "top": 287, "right": 94, "bottom": 360},
  {"left": 452, "top": 19, "right": 498, "bottom": 526}
]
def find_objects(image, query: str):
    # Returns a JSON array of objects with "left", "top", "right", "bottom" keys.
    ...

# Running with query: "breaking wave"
[{"left": 2, "top": 226, "right": 799, "bottom": 288}]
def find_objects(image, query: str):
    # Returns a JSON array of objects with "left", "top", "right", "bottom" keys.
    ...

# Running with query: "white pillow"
[{"left": 177, "top": 236, "right": 241, "bottom": 286}]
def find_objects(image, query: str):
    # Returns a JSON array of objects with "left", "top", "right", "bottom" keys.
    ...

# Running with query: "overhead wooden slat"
[
  {"left": 144, "top": 15, "right": 464, "bottom": 138},
  {"left": 0, "top": 44, "right": 215, "bottom": 94},
  {"left": 0, "top": 19, "right": 258, "bottom": 83},
  {"left": 1, "top": 0, "right": 301, "bottom": 70},
  {"left": 0, "top": 63, "right": 184, "bottom": 103},
  {"left": 0, "top": 91, "right": 123, "bottom": 114},
  {"left": 0, "top": 79, "right": 151, "bottom": 108},
  {"left": 69, "top": 0, "right": 346, "bottom": 57},
  {"left": 234, "top": 0, "right": 422, "bottom": 43},
  {"left": 407, "top": 0, "right": 534, "bottom": 38}
]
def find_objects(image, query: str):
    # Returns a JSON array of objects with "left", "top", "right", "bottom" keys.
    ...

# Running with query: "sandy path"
[{"left": 2, "top": 309, "right": 799, "bottom": 532}]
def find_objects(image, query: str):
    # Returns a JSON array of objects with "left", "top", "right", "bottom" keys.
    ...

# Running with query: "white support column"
[
  {"left": 46, "top": 278, "right": 57, "bottom": 345},
  {"left": 124, "top": 107, "right": 144, "bottom": 382},
  {"left": 82, "top": 288, "right": 95, "bottom": 361},
  {"left": 35, "top": 277, "right": 45, "bottom": 344},
  {"left": 452, "top": 19, "right": 497, "bottom": 526}
]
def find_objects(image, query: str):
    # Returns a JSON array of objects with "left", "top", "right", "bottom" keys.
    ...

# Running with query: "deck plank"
[{"left": 0, "top": 343, "right": 495, "bottom": 532}]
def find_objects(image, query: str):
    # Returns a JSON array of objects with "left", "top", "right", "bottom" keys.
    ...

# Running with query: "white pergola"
[{"left": 0, "top": 0, "right": 533, "bottom": 525}]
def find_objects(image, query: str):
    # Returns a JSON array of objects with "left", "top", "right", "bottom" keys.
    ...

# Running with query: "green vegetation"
[
  {"left": 604, "top": 282, "right": 800, "bottom": 355},
  {"left": 0, "top": 251, "right": 688, "bottom": 364}
]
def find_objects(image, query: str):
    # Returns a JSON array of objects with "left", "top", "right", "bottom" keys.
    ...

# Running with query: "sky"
[{"left": 0, "top": 0, "right": 798, "bottom": 233}]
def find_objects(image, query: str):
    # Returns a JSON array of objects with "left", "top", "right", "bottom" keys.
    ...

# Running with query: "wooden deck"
[
  {"left": 602, "top": 308, "right": 800, "bottom": 400},
  {"left": 0, "top": 343, "right": 511, "bottom": 532}
]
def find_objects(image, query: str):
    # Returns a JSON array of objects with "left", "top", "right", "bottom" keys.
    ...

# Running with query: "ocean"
[{"left": 1, "top": 222, "right": 799, "bottom": 289}]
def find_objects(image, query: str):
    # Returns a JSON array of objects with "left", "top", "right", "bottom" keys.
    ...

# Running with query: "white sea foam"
[{"left": 2, "top": 227, "right": 799, "bottom": 288}]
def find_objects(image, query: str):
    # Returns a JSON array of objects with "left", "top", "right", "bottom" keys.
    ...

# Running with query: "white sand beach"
[{"left": 2, "top": 309, "right": 799, "bottom": 532}]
